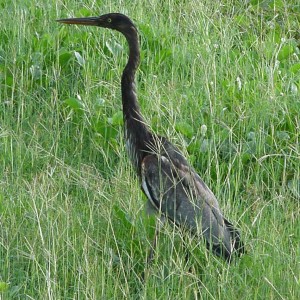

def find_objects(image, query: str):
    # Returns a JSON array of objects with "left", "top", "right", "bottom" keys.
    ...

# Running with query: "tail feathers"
[{"left": 207, "top": 219, "right": 245, "bottom": 262}]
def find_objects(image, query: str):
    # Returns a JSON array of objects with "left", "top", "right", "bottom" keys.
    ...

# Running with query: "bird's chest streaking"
[
  {"left": 125, "top": 129, "right": 139, "bottom": 169},
  {"left": 123, "top": 109, "right": 155, "bottom": 174},
  {"left": 124, "top": 119, "right": 149, "bottom": 173}
]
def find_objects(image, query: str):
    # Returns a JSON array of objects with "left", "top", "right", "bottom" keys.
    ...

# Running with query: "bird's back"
[{"left": 141, "top": 136, "right": 244, "bottom": 260}]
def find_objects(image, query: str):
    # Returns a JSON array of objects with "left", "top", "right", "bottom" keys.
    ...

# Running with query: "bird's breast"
[{"left": 125, "top": 131, "right": 139, "bottom": 170}]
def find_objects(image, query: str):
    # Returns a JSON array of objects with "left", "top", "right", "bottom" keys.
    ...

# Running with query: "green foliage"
[
  {"left": 64, "top": 97, "right": 85, "bottom": 112},
  {"left": 0, "top": 282, "right": 9, "bottom": 292},
  {"left": 175, "top": 121, "right": 194, "bottom": 139},
  {"left": 0, "top": 0, "right": 299, "bottom": 299}
]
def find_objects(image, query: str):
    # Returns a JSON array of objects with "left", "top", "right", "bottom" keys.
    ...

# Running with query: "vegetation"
[{"left": 0, "top": 0, "right": 299, "bottom": 298}]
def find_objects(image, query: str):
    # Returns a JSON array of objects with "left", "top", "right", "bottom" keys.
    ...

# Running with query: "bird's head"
[{"left": 57, "top": 13, "right": 136, "bottom": 35}]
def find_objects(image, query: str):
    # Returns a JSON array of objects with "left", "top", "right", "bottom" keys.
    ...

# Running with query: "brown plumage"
[{"left": 57, "top": 13, "right": 244, "bottom": 262}]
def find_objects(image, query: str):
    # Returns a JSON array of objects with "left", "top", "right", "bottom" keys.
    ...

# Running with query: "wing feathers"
[{"left": 141, "top": 154, "right": 244, "bottom": 261}]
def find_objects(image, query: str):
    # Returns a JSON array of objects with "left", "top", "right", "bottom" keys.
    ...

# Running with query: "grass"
[{"left": 0, "top": 0, "right": 299, "bottom": 298}]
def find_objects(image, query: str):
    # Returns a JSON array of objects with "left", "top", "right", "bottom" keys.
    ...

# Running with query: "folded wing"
[{"left": 141, "top": 153, "right": 244, "bottom": 261}]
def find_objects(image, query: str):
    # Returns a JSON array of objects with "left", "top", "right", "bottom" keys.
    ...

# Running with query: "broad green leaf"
[
  {"left": 94, "top": 121, "right": 118, "bottom": 140},
  {"left": 278, "top": 45, "right": 295, "bottom": 61},
  {"left": 241, "top": 152, "right": 251, "bottom": 164},
  {"left": 59, "top": 51, "right": 72, "bottom": 66},
  {"left": 290, "top": 63, "right": 300, "bottom": 74},
  {"left": 175, "top": 122, "right": 193, "bottom": 139},
  {"left": 78, "top": 8, "right": 92, "bottom": 17},
  {"left": 234, "top": 14, "right": 250, "bottom": 28},
  {"left": 111, "top": 111, "right": 123, "bottom": 126},
  {"left": 0, "top": 282, "right": 8, "bottom": 292},
  {"left": 270, "top": 0, "right": 284, "bottom": 9},
  {"left": 113, "top": 205, "right": 134, "bottom": 229},
  {"left": 4, "top": 75, "right": 13, "bottom": 87},
  {"left": 64, "top": 97, "right": 84, "bottom": 111},
  {"left": 187, "top": 140, "right": 201, "bottom": 153}
]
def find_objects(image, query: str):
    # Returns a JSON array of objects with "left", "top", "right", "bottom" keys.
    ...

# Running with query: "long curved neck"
[
  {"left": 121, "top": 26, "right": 151, "bottom": 173},
  {"left": 121, "top": 27, "right": 141, "bottom": 121}
]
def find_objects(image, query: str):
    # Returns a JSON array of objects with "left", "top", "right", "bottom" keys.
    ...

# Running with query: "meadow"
[{"left": 0, "top": 0, "right": 299, "bottom": 299}]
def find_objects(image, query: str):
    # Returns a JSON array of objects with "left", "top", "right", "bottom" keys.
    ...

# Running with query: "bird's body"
[{"left": 58, "top": 13, "right": 244, "bottom": 261}]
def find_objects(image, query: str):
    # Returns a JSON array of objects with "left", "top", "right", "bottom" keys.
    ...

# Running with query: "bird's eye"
[{"left": 107, "top": 18, "right": 112, "bottom": 23}]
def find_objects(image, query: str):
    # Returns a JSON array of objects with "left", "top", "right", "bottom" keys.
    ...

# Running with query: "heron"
[{"left": 57, "top": 13, "right": 244, "bottom": 263}]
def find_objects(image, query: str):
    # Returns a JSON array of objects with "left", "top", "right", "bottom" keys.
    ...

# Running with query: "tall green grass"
[{"left": 1, "top": 0, "right": 299, "bottom": 298}]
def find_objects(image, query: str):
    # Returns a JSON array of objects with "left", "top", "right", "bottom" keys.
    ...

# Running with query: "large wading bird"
[{"left": 57, "top": 13, "right": 244, "bottom": 262}]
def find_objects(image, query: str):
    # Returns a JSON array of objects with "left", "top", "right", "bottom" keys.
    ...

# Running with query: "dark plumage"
[{"left": 57, "top": 13, "right": 244, "bottom": 261}]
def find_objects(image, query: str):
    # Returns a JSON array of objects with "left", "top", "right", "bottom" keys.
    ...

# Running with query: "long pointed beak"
[{"left": 56, "top": 17, "right": 99, "bottom": 26}]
